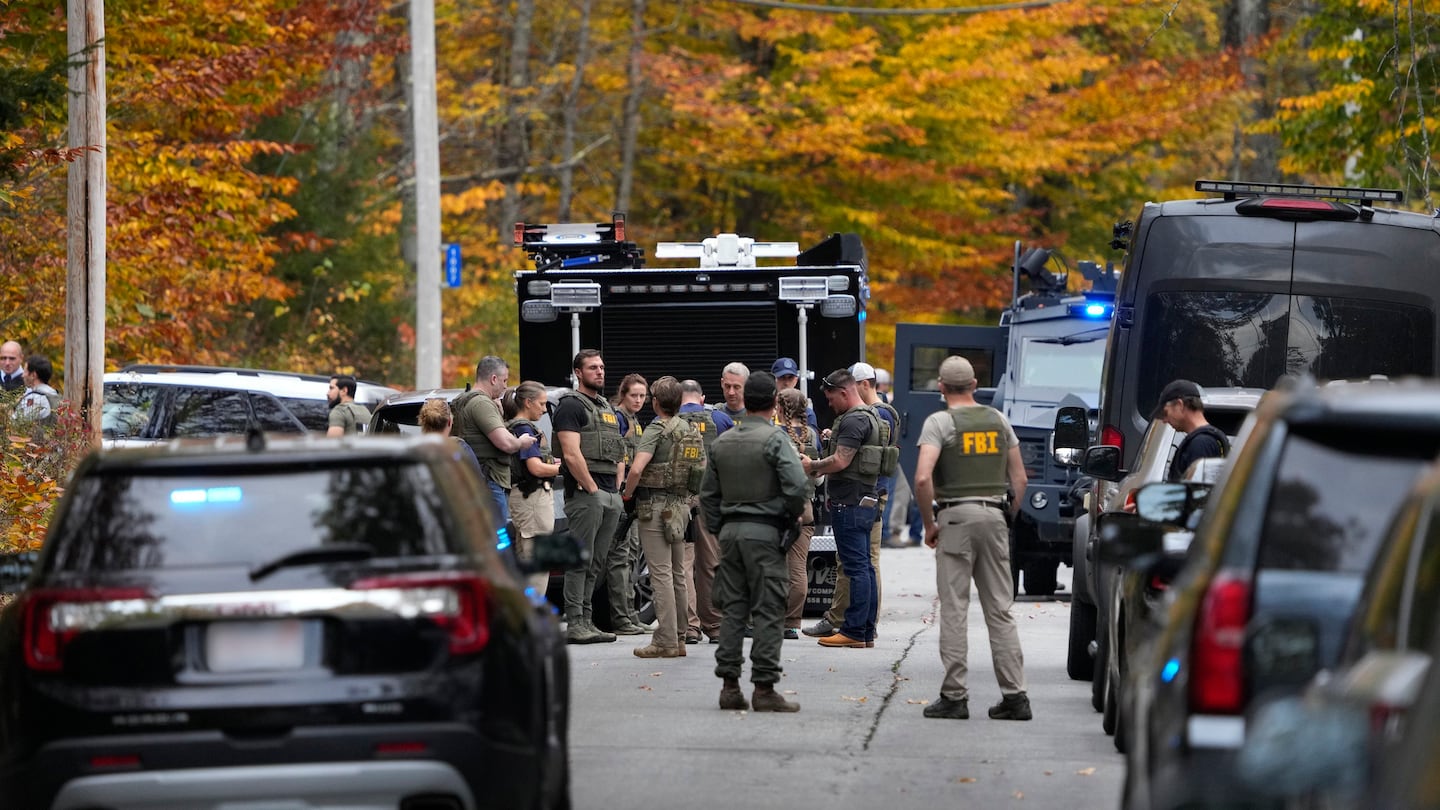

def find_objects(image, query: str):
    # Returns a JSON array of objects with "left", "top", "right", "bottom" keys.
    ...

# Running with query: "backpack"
[{"left": 638, "top": 416, "right": 707, "bottom": 496}]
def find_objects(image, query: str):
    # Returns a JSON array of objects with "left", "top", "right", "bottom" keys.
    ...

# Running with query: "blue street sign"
[{"left": 444, "top": 243, "right": 462, "bottom": 288}]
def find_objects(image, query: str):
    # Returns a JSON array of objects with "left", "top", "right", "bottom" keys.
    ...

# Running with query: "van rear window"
[{"left": 1139, "top": 292, "right": 1433, "bottom": 411}]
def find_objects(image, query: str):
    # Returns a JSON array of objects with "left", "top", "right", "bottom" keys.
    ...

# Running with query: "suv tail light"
[
  {"left": 1188, "top": 570, "right": 1251, "bottom": 714},
  {"left": 23, "top": 587, "right": 152, "bottom": 672},
  {"left": 1100, "top": 425, "right": 1124, "bottom": 456},
  {"left": 349, "top": 573, "right": 492, "bottom": 655}
]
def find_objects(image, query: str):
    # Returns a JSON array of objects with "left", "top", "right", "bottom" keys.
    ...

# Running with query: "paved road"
[{"left": 566, "top": 545, "right": 1124, "bottom": 810}]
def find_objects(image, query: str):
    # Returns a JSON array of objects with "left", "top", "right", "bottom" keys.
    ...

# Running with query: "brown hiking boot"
[
  {"left": 751, "top": 684, "right": 800, "bottom": 713},
  {"left": 633, "top": 644, "right": 682, "bottom": 659},
  {"left": 719, "top": 677, "right": 748, "bottom": 711}
]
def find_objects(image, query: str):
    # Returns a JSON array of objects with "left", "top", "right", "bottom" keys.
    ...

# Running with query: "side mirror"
[
  {"left": 1134, "top": 481, "right": 1212, "bottom": 526},
  {"left": 0, "top": 550, "right": 39, "bottom": 593},
  {"left": 1053, "top": 405, "right": 1089, "bottom": 467},
  {"left": 1237, "top": 695, "right": 1368, "bottom": 799},
  {"left": 974, "top": 387, "right": 997, "bottom": 408},
  {"left": 1095, "top": 512, "right": 1163, "bottom": 567},
  {"left": 524, "top": 531, "right": 588, "bottom": 574},
  {"left": 1081, "top": 445, "right": 1123, "bottom": 481}
]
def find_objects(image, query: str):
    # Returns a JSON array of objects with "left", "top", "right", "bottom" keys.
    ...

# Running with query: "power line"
[{"left": 716, "top": 0, "right": 1069, "bottom": 16}]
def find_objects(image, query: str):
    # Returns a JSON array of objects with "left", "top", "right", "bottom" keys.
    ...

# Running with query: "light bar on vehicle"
[
  {"left": 656, "top": 234, "right": 800, "bottom": 268},
  {"left": 778, "top": 276, "right": 829, "bottom": 304},
  {"left": 1195, "top": 179, "right": 1404, "bottom": 204}
]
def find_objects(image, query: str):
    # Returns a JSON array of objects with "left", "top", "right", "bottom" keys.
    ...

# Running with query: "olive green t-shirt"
[{"left": 461, "top": 393, "right": 511, "bottom": 488}]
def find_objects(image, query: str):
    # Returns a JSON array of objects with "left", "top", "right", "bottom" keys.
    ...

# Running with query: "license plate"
[{"left": 205, "top": 620, "right": 306, "bottom": 672}]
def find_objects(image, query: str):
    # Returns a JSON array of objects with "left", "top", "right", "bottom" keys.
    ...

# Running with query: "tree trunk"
[
  {"left": 499, "top": 0, "right": 536, "bottom": 230},
  {"left": 615, "top": 0, "right": 645, "bottom": 215},
  {"left": 558, "top": 0, "right": 594, "bottom": 220}
]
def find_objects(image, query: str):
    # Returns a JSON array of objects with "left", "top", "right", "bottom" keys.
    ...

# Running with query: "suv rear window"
[
  {"left": 1258, "top": 428, "right": 1439, "bottom": 574},
  {"left": 1139, "top": 292, "right": 1433, "bottom": 412},
  {"left": 48, "top": 463, "right": 464, "bottom": 572}
]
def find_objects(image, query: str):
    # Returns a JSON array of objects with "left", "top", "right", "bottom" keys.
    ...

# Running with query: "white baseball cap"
[{"left": 849, "top": 362, "right": 876, "bottom": 381}]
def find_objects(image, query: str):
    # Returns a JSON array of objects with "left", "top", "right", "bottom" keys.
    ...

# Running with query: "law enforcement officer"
[
  {"left": 803, "top": 369, "right": 885, "bottom": 649},
  {"left": 454, "top": 356, "right": 537, "bottom": 525},
  {"left": 554, "top": 349, "right": 626, "bottom": 644},
  {"left": 777, "top": 387, "right": 819, "bottom": 640},
  {"left": 1153, "top": 379, "right": 1230, "bottom": 482},
  {"left": 771, "top": 357, "right": 819, "bottom": 433},
  {"left": 326, "top": 375, "right": 373, "bottom": 436},
  {"left": 913, "top": 356, "right": 1031, "bottom": 721},
  {"left": 854, "top": 361, "right": 902, "bottom": 550},
  {"left": 679, "top": 379, "right": 733, "bottom": 644},
  {"left": 701, "top": 371, "right": 808, "bottom": 712},
  {"left": 607, "top": 373, "right": 653, "bottom": 635},
  {"left": 623, "top": 376, "right": 701, "bottom": 658},
  {"left": 717, "top": 362, "right": 749, "bottom": 421}
]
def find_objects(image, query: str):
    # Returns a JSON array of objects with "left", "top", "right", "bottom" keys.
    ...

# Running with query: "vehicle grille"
[
  {"left": 1018, "top": 434, "right": 1047, "bottom": 478},
  {"left": 602, "top": 302, "right": 779, "bottom": 404}
]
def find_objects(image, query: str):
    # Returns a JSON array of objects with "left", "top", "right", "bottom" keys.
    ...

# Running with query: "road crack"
[{"left": 861, "top": 595, "right": 939, "bottom": 751}]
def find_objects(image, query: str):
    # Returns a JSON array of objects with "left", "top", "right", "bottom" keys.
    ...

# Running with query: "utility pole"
[
  {"left": 410, "top": 0, "right": 442, "bottom": 389},
  {"left": 66, "top": 0, "right": 106, "bottom": 443}
]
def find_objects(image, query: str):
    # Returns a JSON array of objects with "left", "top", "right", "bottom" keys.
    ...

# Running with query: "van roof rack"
[
  {"left": 1195, "top": 179, "right": 1404, "bottom": 204},
  {"left": 514, "top": 212, "right": 645, "bottom": 272}
]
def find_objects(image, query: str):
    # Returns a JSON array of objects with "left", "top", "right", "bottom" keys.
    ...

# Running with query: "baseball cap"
[
  {"left": 849, "top": 362, "right": 876, "bottom": 382},
  {"left": 1151, "top": 379, "right": 1204, "bottom": 419},
  {"left": 771, "top": 357, "right": 800, "bottom": 378},
  {"left": 820, "top": 368, "right": 856, "bottom": 390},
  {"left": 874, "top": 368, "right": 891, "bottom": 386},
  {"left": 744, "top": 371, "right": 778, "bottom": 402},
  {"left": 938, "top": 356, "right": 975, "bottom": 387}
]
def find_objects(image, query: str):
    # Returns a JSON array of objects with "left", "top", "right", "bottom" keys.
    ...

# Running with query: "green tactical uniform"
[
  {"left": 454, "top": 391, "right": 511, "bottom": 488},
  {"left": 327, "top": 401, "right": 372, "bottom": 434},
  {"left": 699, "top": 415, "right": 808, "bottom": 685}
]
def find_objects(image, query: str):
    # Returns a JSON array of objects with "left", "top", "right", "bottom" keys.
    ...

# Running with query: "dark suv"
[
  {"left": 1097, "top": 180, "right": 1440, "bottom": 468},
  {"left": 1113, "top": 379, "right": 1440, "bottom": 810},
  {"left": 0, "top": 434, "right": 577, "bottom": 810}
]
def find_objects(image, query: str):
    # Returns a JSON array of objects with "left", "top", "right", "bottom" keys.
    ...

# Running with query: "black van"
[{"left": 1098, "top": 180, "right": 1440, "bottom": 463}]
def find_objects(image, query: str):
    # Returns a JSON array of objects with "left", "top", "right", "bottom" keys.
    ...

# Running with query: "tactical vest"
[
  {"left": 679, "top": 408, "right": 720, "bottom": 453},
  {"left": 506, "top": 417, "right": 555, "bottom": 494},
  {"left": 452, "top": 390, "right": 506, "bottom": 464},
  {"left": 713, "top": 422, "right": 782, "bottom": 504},
  {"left": 334, "top": 402, "right": 371, "bottom": 434},
  {"left": 933, "top": 406, "right": 1010, "bottom": 499},
  {"left": 832, "top": 404, "right": 898, "bottom": 486},
  {"left": 637, "top": 415, "right": 706, "bottom": 496},
  {"left": 558, "top": 391, "right": 626, "bottom": 476}
]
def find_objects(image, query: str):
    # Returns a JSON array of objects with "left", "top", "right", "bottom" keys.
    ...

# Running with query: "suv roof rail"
[
  {"left": 514, "top": 212, "right": 645, "bottom": 272},
  {"left": 1194, "top": 179, "right": 1405, "bottom": 204},
  {"left": 118, "top": 364, "right": 392, "bottom": 389}
]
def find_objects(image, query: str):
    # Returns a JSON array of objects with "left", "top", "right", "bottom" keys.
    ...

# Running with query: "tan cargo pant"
[
  {"left": 637, "top": 500, "right": 689, "bottom": 651},
  {"left": 509, "top": 484, "right": 554, "bottom": 594},
  {"left": 935, "top": 502, "right": 1026, "bottom": 701},
  {"left": 685, "top": 512, "right": 722, "bottom": 639},
  {"left": 785, "top": 502, "right": 816, "bottom": 628}
]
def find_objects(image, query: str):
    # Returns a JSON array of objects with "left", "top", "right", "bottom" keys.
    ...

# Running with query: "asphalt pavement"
[{"left": 566, "top": 544, "right": 1125, "bottom": 810}]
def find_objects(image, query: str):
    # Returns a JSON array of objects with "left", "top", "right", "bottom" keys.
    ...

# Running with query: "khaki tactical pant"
[
  {"left": 509, "top": 484, "right": 554, "bottom": 594},
  {"left": 712, "top": 522, "right": 789, "bottom": 685},
  {"left": 785, "top": 503, "right": 816, "bottom": 628},
  {"left": 686, "top": 513, "right": 722, "bottom": 638},
  {"left": 638, "top": 498, "right": 690, "bottom": 651},
  {"left": 935, "top": 502, "right": 1026, "bottom": 701}
]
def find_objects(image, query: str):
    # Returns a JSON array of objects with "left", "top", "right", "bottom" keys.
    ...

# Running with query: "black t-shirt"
[
  {"left": 553, "top": 393, "right": 617, "bottom": 491},
  {"left": 1167, "top": 425, "right": 1229, "bottom": 482},
  {"left": 826, "top": 409, "right": 875, "bottom": 505}
]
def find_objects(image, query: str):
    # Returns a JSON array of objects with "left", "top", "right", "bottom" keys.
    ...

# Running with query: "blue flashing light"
[
  {"left": 1085, "top": 303, "right": 1108, "bottom": 317},
  {"left": 495, "top": 526, "right": 513, "bottom": 551},
  {"left": 207, "top": 486, "right": 242, "bottom": 503},
  {"left": 170, "top": 489, "right": 206, "bottom": 505},
  {"left": 1161, "top": 657, "right": 1181, "bottom": 683},
  {"left": 858, "top": 310, "right": 867, "bottom": 322},
  {"left": 170, "top": 487, "right": 243, "bottom": 506}
]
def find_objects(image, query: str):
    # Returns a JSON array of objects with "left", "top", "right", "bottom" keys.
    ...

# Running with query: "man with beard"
[{"left": 326, "top": 375, "right": 372, "bottom": 436}]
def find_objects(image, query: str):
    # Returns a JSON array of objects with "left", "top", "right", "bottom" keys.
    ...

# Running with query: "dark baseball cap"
[
  {"left": 820, "top": 369, "right": 856, "bottom": 390},
  {"left": 1151, "top": 379, "right": 1204, "bottom": 419},
  {"left": 771, "top": 357, "right": 799, "bottom": 378}
]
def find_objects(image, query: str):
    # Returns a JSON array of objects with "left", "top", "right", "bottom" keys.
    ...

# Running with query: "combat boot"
[
  {"left": 751, "top": 683, "right": 800, "bottom": 713},
  {"left": 585, "top": 620, "right": 618, "bottom": 643},
  {"left": 922, "top": 695, "right": 968, "bottom": 719},
  {"left": 719, "top": 677, "right": 749, "bottom": 711},
  {"left": 988, "top": 691, "right": 1033, "bottom": 721},
  {"left": 565, "top": 621, "right": 600, "bottom": 645}
]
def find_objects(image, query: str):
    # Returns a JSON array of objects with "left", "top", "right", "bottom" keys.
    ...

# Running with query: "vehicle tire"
[
  {"left": 631, "top": 555, "right": 655, "bottom": 626},
  {"left": 1102, "top": 665, "right": 1118, "bottom": 736},
  {"left": 1023, "top": 560, "right": 1058, "bottom": 597},
  {"left": 1091, "top": 621, "right": 1109, "bottom": 713},
  {"left": 1067, "top": 600, "right": 1097, "bottom": 681}
]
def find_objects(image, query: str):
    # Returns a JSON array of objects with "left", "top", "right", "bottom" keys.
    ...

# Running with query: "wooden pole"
[
  {"left": 65, "top": 0, "right": 106, "bottom": 445},
  {"left": 410, "top": 0, "right": 442, "bottom": 389}
]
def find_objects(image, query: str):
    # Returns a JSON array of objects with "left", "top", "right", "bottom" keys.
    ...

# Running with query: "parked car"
[
  {"left": 0, "top": 433, "right": 579, "bottom": 810},
  {"left": 1110, "top": 377, "right": 1440, "bottom": 810},
  {"left": 1235, "top": 453, "right": 1440, "bottom": 807},
  {"left": 1055, "top": 388, "right": 1261, "bottom": 691},
  {"left": 119, "top": 364, "right": 399, "bottom": 432}
]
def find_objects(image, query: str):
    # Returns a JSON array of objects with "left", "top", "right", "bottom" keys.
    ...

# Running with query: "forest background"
[{"left": 1, "top": 0, "right": 1437, "bottom": 388}]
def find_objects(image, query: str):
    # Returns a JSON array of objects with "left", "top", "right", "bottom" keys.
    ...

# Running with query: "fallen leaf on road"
[
  {"left": 957, "top": 777, "right": 977, "bottom": 784},
  {"left": 1013, "top": 791, "right": 1024, "bottom": 799},
  {"left": 638, "top": 685, "right": 652, "bottom": 691},
  {"left": 921, "top": 616, "right": 934, "bottom": 624},
  {"left": 827, "top": 667, "right": 836, "bottom": 672},
  {"left": 841, "top": 695, "right": 869, "bottom": 702},
  {"left": 783, "top": 689, "right": 797, "bottom": 695},
  {"left": 905, "top": 699, "right": 929, "bottom": 705},
  {"left": 893, "top": 675, "right": 910, "bottom": 682},
  {"left": 1076, "top": 767, "right": 1096, "bottom": 776},
  {"left": 1043, "top": 771, "right": 1053, "bottom": 776}
]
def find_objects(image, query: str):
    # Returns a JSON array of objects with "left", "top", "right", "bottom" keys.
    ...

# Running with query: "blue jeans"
[
  {"left": 877, "top": 473, "right": 897, "bottom": 540},
  {"left": 487, "top": 479, "right": 511, "bottom": 526},
  {"left": 829, "top": 502, "right": 878, "bottom": 641}
]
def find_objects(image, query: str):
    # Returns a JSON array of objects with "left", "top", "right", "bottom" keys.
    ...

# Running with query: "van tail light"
[
  {"left": 1100, "top": 425, "right": 1124, "bottom": 456},
  {"left": 23, "top": 587, "right": 152, "bottom": 672},
  {"left": 349, "top": 573, "right": 492, "bottom": 655},
  {"left": 1188, "top": 571, "right": 1251, "bottom": 714},
  {"left": 1122, "top": 489, "right": 1138, "bottom": 513}
]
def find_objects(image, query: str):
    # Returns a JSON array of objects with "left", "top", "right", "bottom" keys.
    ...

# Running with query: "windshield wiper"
[
  {"left": 249, "top": 543, "right": 375, "bottom": 581},
  {"left": 1034, "top": 327, "right": 1110, "bottom": 346}
]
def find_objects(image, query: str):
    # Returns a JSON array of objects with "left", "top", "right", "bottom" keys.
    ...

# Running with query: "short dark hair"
[
  {"left": 743, "top": 371, "right": 777, "bottom": 412},
  {"left": 333, "top": 374, "right": 358, "bottom": 398},
  {"left": 573, "top": 348, "right": 602, "bottom": 371},
  {"left": 26, "top": 355, "right": 51, "bottom": 385},
  {"left": 650, "top": 376, "right": 682, "bottom": 415}
]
